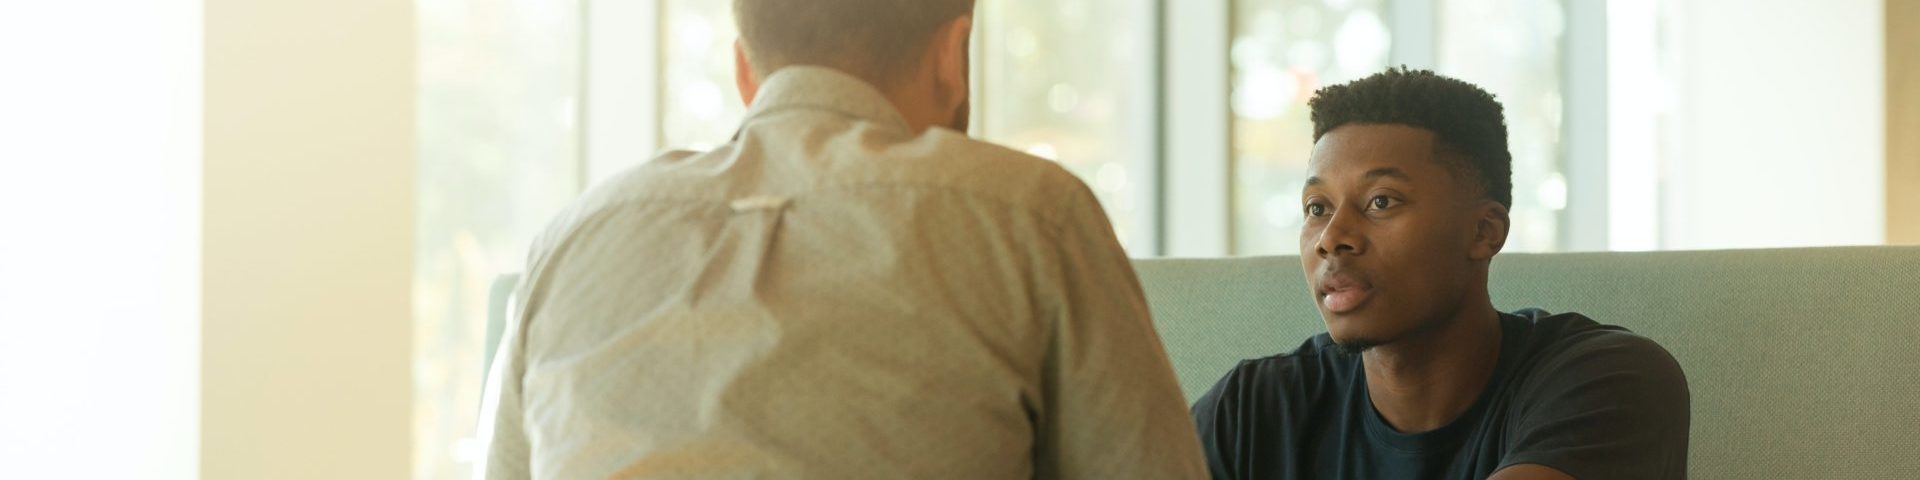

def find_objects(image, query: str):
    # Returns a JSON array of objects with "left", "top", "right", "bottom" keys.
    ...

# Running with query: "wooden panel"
[{"left": 1893, "top": 0, "right": 1920, "bottom": 244}]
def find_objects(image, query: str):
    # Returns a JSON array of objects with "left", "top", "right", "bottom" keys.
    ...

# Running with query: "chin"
[
  {"left": 1324, "top": 311, "right": 1415, "bottom": 355},
  {"left": 1330, "top": 336, "right": 1381, "bottom": 355},
  {"left": 1323, "top": 319, "right": 1382, "bottom": 354}
]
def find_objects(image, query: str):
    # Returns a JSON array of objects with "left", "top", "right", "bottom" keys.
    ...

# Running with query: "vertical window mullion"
[
  {"left": 1562, "top": 0, "right": 1610, "bottom": 252},
  {"left": 583, "top": 0, "right": 663, "bottom": 185},
  {"left": 1161, "top": 0, "right": 1233, "bottom": 257},
  {"left": 1387, "top": 0, "right": 1437, "bottom": 69}
]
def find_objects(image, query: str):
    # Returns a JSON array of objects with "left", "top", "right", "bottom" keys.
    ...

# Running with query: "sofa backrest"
[{"left": 1134, "top": 246, "right": 1920, "bottom": 479}]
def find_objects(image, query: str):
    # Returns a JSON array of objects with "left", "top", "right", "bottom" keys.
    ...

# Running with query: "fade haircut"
[
  {"left": 734, "top": 0, "right": 976, "bottom": 86},
  {"left": 1308, "top": 67, "right": 1513, "bottom": 208}
]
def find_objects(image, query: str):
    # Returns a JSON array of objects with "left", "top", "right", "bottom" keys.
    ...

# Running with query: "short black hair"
[
  {"left": 1308, "top": 67, "right": 1512, "bottom": 208},
  {"left": 734, "top": 0, "right": 975, "bottom": 86}
]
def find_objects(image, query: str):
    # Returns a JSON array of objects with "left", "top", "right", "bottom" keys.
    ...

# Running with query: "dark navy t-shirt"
[{"left": 1191, "top": 310, "right": 1689, "bottom": 480}]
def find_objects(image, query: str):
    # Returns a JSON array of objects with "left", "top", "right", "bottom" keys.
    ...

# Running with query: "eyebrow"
[
  {"left": 1365, "top": 167, "right": 1411, "bottom": 181},
  {"left": 1303, "top": 167, "right": 1411, "bottom": 188}
]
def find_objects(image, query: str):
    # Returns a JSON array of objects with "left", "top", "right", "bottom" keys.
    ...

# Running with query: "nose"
[{"left": 1312, "top": 208, "right": 1367, "bottom": 258}]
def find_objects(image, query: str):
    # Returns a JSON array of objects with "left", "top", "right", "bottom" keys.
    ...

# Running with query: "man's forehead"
[
  {"left": 1308, "top": 125, "right": 1441, "bottom": 176},
  {"left": 1304, "top": 166, "right": 1412, "bottom": 188},
  {"left": 1314, "top": 123, "right": 1437, "bottom": 153}
]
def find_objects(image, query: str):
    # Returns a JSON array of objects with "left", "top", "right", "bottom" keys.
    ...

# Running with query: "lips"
[{"left": 1317, "top": 271, "right": 1374, "bottom": 314}]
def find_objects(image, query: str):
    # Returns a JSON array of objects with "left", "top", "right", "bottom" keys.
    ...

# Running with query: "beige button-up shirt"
[{"left": 483, "top": 66, "right": 1205, "bottom": 479}]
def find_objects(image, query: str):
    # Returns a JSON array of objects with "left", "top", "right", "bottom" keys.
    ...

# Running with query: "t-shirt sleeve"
[
  {"left": 1500, "top": 331, "right": 1690, "bottom": 480},
  {"left": 1191, "top": 365, "right": 1250, "bottom": 480}
]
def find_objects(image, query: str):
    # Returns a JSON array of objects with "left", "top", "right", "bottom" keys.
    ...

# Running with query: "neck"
[
  {"left": 880, "top": 85, "right": 952, "bottom": 134},
  {"left": 1361, "top": 293, "right": 1504, "bottom": 433}
]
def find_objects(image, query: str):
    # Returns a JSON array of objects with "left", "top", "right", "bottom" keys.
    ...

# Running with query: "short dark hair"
[
  {"left": 734, "top": 0, "right": 975, "bottom": 86},
  {"left": 1308, "top": 67, "right": 1512, "bottom": 208}
]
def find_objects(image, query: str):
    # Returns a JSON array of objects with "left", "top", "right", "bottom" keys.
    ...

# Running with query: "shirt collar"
[{"left": 739, "top": 66, "right": 912, "bottom": 133}]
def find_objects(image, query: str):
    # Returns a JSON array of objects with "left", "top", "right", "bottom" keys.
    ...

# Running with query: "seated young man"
[{"left": 1191, "top": 68, "right": 1689, "bottom": 480}]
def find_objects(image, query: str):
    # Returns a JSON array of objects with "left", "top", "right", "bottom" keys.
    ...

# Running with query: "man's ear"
[
  {"left": 930, "top": 15, "right": 972, "bottom": 116},
  {"left": 734, "top": 40, "right": 759, "bottom": 106},
  {"left": 1471, "top": 201, "right": 1510, "bottom": 261}
]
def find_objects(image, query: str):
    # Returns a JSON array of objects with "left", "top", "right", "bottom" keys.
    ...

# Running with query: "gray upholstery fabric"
[{"left": 1134, "top": 246, "right": 1920, "bottom": 479}]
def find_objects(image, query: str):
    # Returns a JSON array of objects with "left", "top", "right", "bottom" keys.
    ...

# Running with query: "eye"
[
  {"left": 1368, "top": 196, "right": 1395, "bottom": 211},
  {"left": 1305, "top": 202, "right": 1327, "bottom": 217}
]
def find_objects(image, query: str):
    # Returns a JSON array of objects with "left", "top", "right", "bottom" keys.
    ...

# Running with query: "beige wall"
[
  {"left": 1893, "top": 0, "right": 1920, "bottom": 244},
  {"left": 1658, "top": 0, "right": 1886, "bottom": 249},
  {"left": 203, "top": 0, "right": 414, "bottom": 477}
]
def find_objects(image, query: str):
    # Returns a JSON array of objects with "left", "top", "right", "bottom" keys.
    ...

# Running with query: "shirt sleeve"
[
  {"left": 1191, "top": 366, "right": 1249, "bottom": 480},
  {"left": 479, "top": 273, "right": 537, "bottom": 479},
  {"left": 1031, "top": 184, "right": 1210, "bottom": 480},
  {"left": 1500, "top": 331, "right": 1690, "bottom": 480}
]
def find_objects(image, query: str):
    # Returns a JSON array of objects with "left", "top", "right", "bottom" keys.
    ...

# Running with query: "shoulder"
[
  {"left": 1192, "top": 335, "right": 1354, "bottom": 477},
  {"left": 879, "top": 128, "right": 1100, "bottom": 224},
  {"left": 1194, "top": 335, "right": 1351, "bottom": 421},
  {"left": 908, "top": 128, "right": 1083, "bottom": 185},
  {"left": 518, "top": 148, "right": 715, "bottom": 267},
  {"left": 1508, "top": 311, "right": 1689, "bottom": 410},
  {"left": 1517, "top": 311, "right": 1683, "bottom": 377},
  {"left": 744, "top": 120, "right": 1101, "bottom": 230},
  {"left": 1497, "top": 311, "right": 1692, "bottom": 479}
]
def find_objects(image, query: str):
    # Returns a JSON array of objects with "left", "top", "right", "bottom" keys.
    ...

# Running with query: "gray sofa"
[
  {"left": 1138, "top": 247, "right": 1920, "bottom": 479},
  {"left": 489, "top": 246, "right": 1920, "bottom": 478}
]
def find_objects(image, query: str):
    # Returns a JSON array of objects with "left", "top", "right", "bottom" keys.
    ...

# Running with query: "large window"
[
  {"left": 974, "top": 0, "right": 1160, "bottom": 250},
  {"left": 655, "top": 0, "right": 1160, "bottom": 249},
  {"left": 1229, "top": 0, "right": 1392, "bottom": 255},
  {"left": 417, "top": 1, "right": 1867, "bottom": 479},
  {"left": 416, "top": 4, "right": 1574, "bottom": 473},
  {"left": 661, "top": 0, "right": 745, "bottom": 151},
  {"left": 415, "top": 0, "right": 582, "bottom": 478},
  {"left": 641, "top": 0, "right": 1569, "bottom": 255},
  {"left": 1229, "top": 0, "right": 1566, "bottom": 254},
  {"left": 1436, "top": 0, "right": 1566, "bottom": 253}
]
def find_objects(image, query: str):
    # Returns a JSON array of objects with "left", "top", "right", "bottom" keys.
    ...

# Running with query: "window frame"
[{"left": 576, "top": 0, "right": 1606, "bottom": 256}]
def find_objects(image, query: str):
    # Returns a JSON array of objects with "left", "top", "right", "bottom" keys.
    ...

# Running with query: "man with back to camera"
[
  {"left": 479, "top": 0, "right": 1207, "bottom": 478},
  {"left": 1191, "top": 68, "right": 1690, "bottom": 479}
]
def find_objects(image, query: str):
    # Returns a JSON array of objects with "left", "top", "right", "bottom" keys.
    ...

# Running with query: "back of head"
[{"left": 733, "top": 0, "right": 976, "bottom": 87}]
